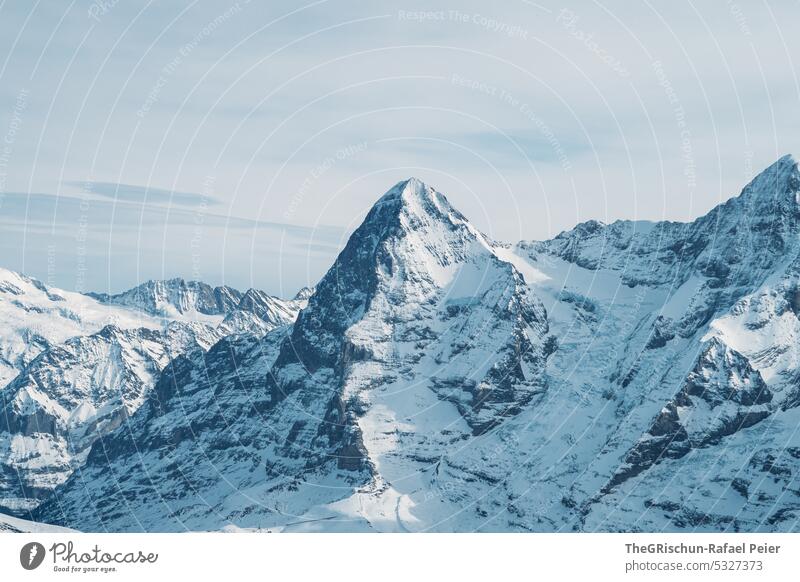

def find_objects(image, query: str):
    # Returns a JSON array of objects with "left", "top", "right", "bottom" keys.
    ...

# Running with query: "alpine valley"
[{"left": 4, "top": 156, "right": 800, "bottom": 532}]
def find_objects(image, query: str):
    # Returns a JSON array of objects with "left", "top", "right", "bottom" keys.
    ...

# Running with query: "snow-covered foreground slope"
[
  {"left": 0, "top": 512, "right": 75, "bottom": 532},
  {"left": 14, "top": 155, "right": 800, "bottom": 532}
]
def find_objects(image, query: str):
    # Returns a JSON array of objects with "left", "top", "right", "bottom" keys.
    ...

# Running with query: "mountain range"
[{"left": 3, "top": 155, "right": 800, "bottom": 532}]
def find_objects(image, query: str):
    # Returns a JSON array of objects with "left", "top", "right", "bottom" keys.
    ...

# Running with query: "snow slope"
[
  {"left": 0, "top": 512, "right": 75, "bottom": 532},
  {"left": 0, "top": 268, "right": 165, "bottom": 387},
  {"left": 0, "top": 272, "right": 302, "bottom": 516}
]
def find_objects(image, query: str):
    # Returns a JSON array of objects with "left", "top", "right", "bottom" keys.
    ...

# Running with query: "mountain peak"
[
  {"left": 750, "top": 153, "right": 798, "bottom": 185},
  {"left": 379, "top": 177, "right": 447, "bottom": 208},
  {"left": 371, "top": 177, "right": 471, "bottom": 233},
  {"left": 736, "top": 153, "right": 800, "bottom": 212},
  {"left": 772, "top": 152, "right": 796, "bottom": 168},
  {"left": 293, "top": 286, "right": 315, "bottom": 301}
]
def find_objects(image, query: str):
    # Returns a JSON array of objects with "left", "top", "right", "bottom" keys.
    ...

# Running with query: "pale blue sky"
[{"left": 1, "top": 0, "right": 798, "bottom": 296}]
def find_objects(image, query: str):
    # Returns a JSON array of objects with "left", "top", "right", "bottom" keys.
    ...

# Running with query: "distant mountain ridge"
[
  {"left": 0, "top": 271, "right": 306, "bottom": 515},
  {"left": 87, "top": 278, "right": 243, "bottom": 318}
]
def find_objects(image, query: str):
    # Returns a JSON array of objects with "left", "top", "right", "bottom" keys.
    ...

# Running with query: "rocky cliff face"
[
  {"left": 602, "top": 337, "right": 773, "bottom": 493},
  {"left": 0, "top": 322, "right": 223, "bottom": 513},
  {"left": 32, "top": 330, "right": 289, "bottom": 530},
  {"left": 548, "top": 155, "right": 800, "bottom": 532}
]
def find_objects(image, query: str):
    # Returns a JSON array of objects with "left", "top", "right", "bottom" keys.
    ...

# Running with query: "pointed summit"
[
  {"left": 698, "top": 153, "right": 800, "bottom": 254},
  {"left": 377, "top": 176, "right": 432, "bottom": 203},
  {"left": 372, "top": 177, "right": 469, "bottom": 229},
  {"left": 272, "top": 179, "right": 492, "bottom": 374},
  {"left": 293, "top": 286, "right": 315, "bottom": 301},
  {"left": 734, "top": 153, "right": 800, "bottom": 214},
  {"left": 747, "top": 153, "right": 798, "bottom": 188},
  {"left": 268, "top": 176, "right": 548, "bottom": 433}
]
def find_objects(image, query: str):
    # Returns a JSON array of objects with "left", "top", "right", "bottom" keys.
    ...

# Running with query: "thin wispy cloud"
[
  {"left": 0, "top": 189, "right": 346, "bottom": 295},
  {"left": 62, "top": 181, "right": 221, "bottom": 208},
  {"left": 0, "top": 190, "right": 344, "bottom": 239}
]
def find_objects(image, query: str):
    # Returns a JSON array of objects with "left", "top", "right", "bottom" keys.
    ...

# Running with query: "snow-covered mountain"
[
  {"left": 88, "top": 278, "right": 243, "bottom": 319},
  {"left": 89, "top": 278, "right": 308, "bottom": 336},
  {"left": 0, "top": 323, "right": 223, "bottom": 513},
  {"left": 217, "top": 287, "right": 310, "bottom": 337},
  {"left": 0, "top": 268, "right": 167, "bottom": 388},
  {"left": 0, "top": 272, "right": 302, "bottom": 516},
  {"left": 11, "top": 156, "right": 800, "bottom": 532},
  {"left": 33, "top": 177, "right": 550, "bottom": 531}
]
